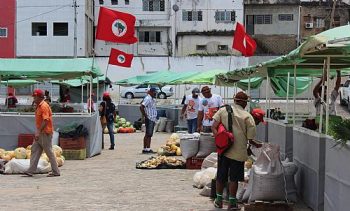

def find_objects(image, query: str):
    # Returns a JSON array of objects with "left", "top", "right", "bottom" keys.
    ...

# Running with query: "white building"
[
  {"left": 94, "top": 0, "right": 243, "bottom": 57},
  {"left": 16, "top": 0, "right": 94, "bottom": 57},
  {"left": 94, "top": 0, "right": 172, "bottom": 57},
  {"left": 173, "top": 0, "right": 244, "bottom": 56}
]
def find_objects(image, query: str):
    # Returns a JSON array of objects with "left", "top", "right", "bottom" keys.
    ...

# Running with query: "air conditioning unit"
[{"left": 305, "top": 22, "right": 314, "bottom": 29}]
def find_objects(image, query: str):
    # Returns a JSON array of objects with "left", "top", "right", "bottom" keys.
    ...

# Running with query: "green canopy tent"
[
  {"left": 0, "top": 58, "right": 102, "bottom": 80},
  {"left": 0, "top": 80, "right": 38, "bottom": 88}
]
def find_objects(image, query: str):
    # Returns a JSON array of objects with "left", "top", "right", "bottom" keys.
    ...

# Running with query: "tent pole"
[
  {"left": 265, "top": 76, "right": 269, "bottom": 114},
  {"left": 319, "top": 59, "right": 327, "bottom": 133},
  {"left": 96, "top": 76, "right": 99, "bottom": 103},
  {"left": 267, "top": 76, "right": 271, "bottom": 118},
  {"left": 248, "top": 75, "right": 251, "bottom": 111},
  {"left": 105, "top": 64, "right": 110, "bottom": 92},
  {"left": 293, "top": 64, "right": 297, "bottom": 126},
  {"left": 118, "top": 85, "right": 121, "bottom": 105},
  {"left": 90, "top": 75, "right": 93, "bottom": 115},
  {"left": 6, "top": 80, "right": 9, "bottom": 110},
  {"left": 325, "top": 56, "right": 330, "bottom": 135},
  {"left": 81, "top": 79, "right": 84, "bottom": 104},
  {"left": 286, "top": 73, "right": 290, "bottom": 122}
]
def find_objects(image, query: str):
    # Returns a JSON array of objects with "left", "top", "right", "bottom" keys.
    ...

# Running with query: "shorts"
[
  {"left": 217, "top": 155, "right": 244, "bottom": 183},
  {"left": 145, "top": 117, "right": 155, "bottom": 137}
]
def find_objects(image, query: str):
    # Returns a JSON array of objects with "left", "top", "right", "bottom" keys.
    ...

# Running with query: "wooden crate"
[
  {"left": 59, "top": 136, "right": 86, "bottom": 150},
  {"left": 62, "top": 148, "right": 86, "bottom": 160},
  {"left": 18, "top": 134, "right": 35, "bottom": 148},
  {"left": 244, "top": 201, "right": 293, "bottom": 211},
  {"left": 186, "top": 157, "right": 204, "bottom": 169}
]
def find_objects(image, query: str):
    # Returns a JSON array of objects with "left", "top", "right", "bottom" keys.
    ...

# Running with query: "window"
[
  {"left": 125, "top": 0, "right": 129, "bottom": 5},
  {"left": 0, "top": 28, "right": 7, "bottom": 37},
  {"left": 53, "top": 23, "right": 68, "bottom": 36},
  {"left": 315, "top": 18, "right": 325, "bottom": 28},
  {"left": 111, "top": 0, "right": 118, "bottom": 5},
  {"left": 143, "top": 0, "right": 165, "bottom": 11},
  {"left": 32, "top": 22, "right": 47, "bottom": 36},
  {"left": 139, "top": 31, "right": 161, "bottom": 43},
  {"left": 344, "top": 80, "right": 350, "bottom": 87},
  {"left": 215, "top": 11, "right": 235, "bottom": 22},
  {"left": 137, "top": 84, "right": 148, "bottom": 89},
  {"left": 182, "top": 10, "right": 203, "bottom": 21},
  {"left": 218, "top": 45, "right": 228, "bottom": 51},
  {"left": 196, "top": 45, "right": 206, "bottom": 51},
  {"left": 255, "top": 15, "right": 272, "bottom": 24},
  {"left": 99, "top": 0, "right": 104, "bottom": 4},
  {"left": 278, "top": 14, "right": 293, "bottom": 21}
]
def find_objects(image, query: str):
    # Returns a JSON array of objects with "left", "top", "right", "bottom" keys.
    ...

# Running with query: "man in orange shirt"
[{"left": 24, "top": 89, "right": 60, "bottom": 177}]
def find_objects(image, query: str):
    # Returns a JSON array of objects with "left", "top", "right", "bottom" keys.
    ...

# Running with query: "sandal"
[
  {"left": 47, "top": 173, "right": 60, "bottom": 177},
  {"left": 213, "top": 199, "right": 223, "bottom": 208},
  {"left": 23, "top": 172, "right": 33, "bottom": 177}
]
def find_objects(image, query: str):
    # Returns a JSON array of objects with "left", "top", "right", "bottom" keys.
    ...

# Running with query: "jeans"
[
  {"left": 187, "top": 118, "right": 198, "bottom": 134},
  {"left": 107, "top": 122, "right": 115, "bottom": 147}
]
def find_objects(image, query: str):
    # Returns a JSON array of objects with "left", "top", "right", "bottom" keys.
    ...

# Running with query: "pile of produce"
[
  {"left": 136, "top": 156, "right": 185, "bottom": 169},
  {"left": 110, "top": 115, "right": 136, "bottom": 134},
  {"left": 0, "top": 145, "right": 65, "bottom": 167},
  {"left": 157, "top": 133, "right": 182, "bottom": 156}
]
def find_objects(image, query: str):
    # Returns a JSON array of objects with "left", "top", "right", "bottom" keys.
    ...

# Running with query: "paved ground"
[{"left": 0, "top": 132, "right": 312, "bottom": 211}]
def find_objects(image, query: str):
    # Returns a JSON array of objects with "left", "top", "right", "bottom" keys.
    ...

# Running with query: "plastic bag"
[
  {"left": 193, "top": 167, "right": 217, "bottom": 189},
  {"left": 180, "top": 138, "right": 199, "bottom": 159},
  {"left": 201, "top": 152, "right": 218, "bottom": 170},
  {"left": 4, "top": 159, "right": 51, "bottom": 174}
]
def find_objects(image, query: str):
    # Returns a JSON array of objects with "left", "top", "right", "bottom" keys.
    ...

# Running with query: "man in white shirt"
[
  {"left": 140, "top": 88, "right": 157, "bottom": 153},
  {"left": 197, "top": 86, "right": 223, "bottom": 133},
  {"left": 313, "top": 70, "right": 341, "bottom": 116},
  {"left": 181, "top": 88, "right": 202, "bottom": 134}
]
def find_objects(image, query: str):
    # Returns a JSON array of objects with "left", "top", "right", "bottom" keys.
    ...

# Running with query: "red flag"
[
  {"left": 108, "top": 48, "right": 134, "bottom": 67},
  {"left": 232, "top": 23, "right": 257, "bottom": 57},
  {"left": 96, "top": 7, "right": 137, "bottom": 44}
]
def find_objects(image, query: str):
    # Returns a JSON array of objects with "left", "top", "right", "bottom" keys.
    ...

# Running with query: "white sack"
[
  {"left": 4, "top": 159, "right": 51, "bottom": 174},
  {"left": 180, "top": 138, "right": 199, "bottom": 159},
  {"left": 201, "top": 152, "right": 218, "bottom": 170}
]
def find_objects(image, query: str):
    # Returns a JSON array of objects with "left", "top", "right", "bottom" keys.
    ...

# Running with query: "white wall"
[
  {"left": 16, "top": 0, "right": 88, "bottom": 57},
  {"left": 95, "top": 56, "right": 248, "bottom": 82},
  {"left": 177, "top": 35, "right": 234, "bottom": 56}
]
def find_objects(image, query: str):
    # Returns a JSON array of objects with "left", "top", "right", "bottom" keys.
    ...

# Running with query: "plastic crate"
[
  {"left": 62, "top": 148, "right": 86, "bottom": 160},
  {"left": 59, "top": 136, "right": 86, "bottom": 150},
  {"left": 18, "top": 134, "right": 35, "bottom": 148},
  {"left": 186, "top": 157, "right": 205, "bottom": 169}
]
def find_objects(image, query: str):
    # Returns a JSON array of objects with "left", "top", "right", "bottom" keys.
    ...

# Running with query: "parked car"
[
  {"left": 120, "top": 84, "right": 174, "bottom": 99},
  {"left": 339, "top": 79, "right": 350, "bottom": 105}
]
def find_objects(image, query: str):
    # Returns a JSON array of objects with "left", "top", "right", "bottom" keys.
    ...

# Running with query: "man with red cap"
[
  {"left": 211, "top": 91, "right": 256, "bottom": 210},
  {"left": 251, "top": 108, "right": 266, "bottom": 125},
  {"left": 5, "top": 92, "right": 18, "bottom": 108},
  {"left": 25, "top": 89, "right": 60, "bottom": 177},
  {"left": 99, "top": 92, "right": 116, "bottom": 150}
]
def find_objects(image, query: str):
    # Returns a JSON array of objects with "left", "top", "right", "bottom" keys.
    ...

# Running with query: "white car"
[
  {"left": 339, "top": 79, "right": 350, "bottom": 105},
  {"left": 120, "top": 84, "right": 174, "bottom": 99}
]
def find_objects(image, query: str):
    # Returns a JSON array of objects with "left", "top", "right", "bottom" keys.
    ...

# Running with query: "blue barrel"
[{"left": 157, "top": 109, "right": 166, "bottom": 119}]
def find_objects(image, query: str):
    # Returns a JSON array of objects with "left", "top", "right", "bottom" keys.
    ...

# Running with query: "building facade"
[
  {"left": 244, "top": 0, "right": 300, "bottom": 55},
  {"left": 16, "top": 0, "right": 94, "bottom": 57},
  {"left": 174, "top": 0, "right": 243, "bottom": 56},
  {"left": 300, "top": 1, "right": 350, "bottom": 41},
  {"left": 0, "top": 0, "right": 16, "bottom": 58}
]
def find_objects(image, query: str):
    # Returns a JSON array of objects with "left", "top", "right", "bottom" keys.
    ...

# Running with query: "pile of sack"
[{"left": 180, "top": 133, "right": 216, "bottom": 159}]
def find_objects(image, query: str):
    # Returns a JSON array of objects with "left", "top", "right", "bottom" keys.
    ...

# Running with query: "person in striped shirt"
[{"left": 140, "top": 88, "right": 157, "bottom": 154}]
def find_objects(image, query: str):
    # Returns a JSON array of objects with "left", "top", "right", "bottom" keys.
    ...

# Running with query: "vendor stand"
[{"left": 0, "top": 58, "right": 103, "bottom": 158}]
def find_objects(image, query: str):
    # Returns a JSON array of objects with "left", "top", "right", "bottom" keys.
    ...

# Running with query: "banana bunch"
[{"left": 138, "top": 156, "right": 185, "bottom": 168}]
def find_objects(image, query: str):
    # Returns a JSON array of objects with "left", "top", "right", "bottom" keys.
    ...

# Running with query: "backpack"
[{"left": 215, "top": 105, "right": 234, "bottom": 155}]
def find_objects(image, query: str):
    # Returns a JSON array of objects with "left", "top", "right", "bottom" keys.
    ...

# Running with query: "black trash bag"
[{"left": 58, "top": 124, "right": 88, "bottom": 138}]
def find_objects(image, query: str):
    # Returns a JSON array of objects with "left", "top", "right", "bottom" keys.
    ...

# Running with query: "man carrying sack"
[{"left": 211, "top": 91, "right": 256, "bottom": 210}]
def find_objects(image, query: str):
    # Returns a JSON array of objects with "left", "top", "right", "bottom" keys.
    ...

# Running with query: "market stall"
[{"left": 0, "top": 58, "right": 103, "bottom": 158}]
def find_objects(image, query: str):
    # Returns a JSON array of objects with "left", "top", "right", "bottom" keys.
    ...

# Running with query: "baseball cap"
[
  {"left": 32, "top": 89, "right": 44, "bottom": 97},
  {"left": 192, "top": 87, "right": 200, "bottom": 95},
  {"left": 234, "top": 91, "right": 249, "bottom": 102},
  {"left": 251, "top": 108, "right": 266, "bottom": 124},
  {"left": 103, "top": 92, "right": 110, "bottom": 98},
  {"left": 149, "top": 87, "right": 157, "bottom": 92}
]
